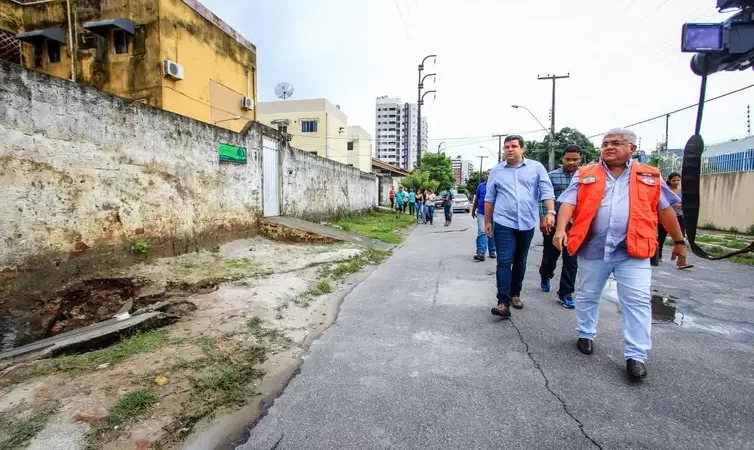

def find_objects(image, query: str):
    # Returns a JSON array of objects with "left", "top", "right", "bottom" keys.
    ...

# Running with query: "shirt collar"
[{"left": 502, "top": 158, "right": 528, "bottom": 168}]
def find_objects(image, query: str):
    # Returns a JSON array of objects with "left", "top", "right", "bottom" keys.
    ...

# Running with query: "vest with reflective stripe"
[{"left": 566, "top": 162, "right": 661, "bottom": 259}]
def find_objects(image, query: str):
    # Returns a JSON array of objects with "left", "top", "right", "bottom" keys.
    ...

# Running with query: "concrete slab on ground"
[
  {"left": 0, "top": 312, "right": 165, "bottom": 363},
  {"left": 260, "top": 216, "right": 392, "bottom": 251}
]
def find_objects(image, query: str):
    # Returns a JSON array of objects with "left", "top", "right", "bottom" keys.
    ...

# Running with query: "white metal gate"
[{"left": 262, "top": 137, "right": 280, "bottom": 217}]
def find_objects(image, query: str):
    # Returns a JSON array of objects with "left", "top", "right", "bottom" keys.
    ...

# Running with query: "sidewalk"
[{"left": 238, "top": 214, "right": 754, "bottom": 450}]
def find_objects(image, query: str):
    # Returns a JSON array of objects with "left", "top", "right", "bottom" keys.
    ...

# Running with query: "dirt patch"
[{"left": 0, "top": 236, "right": 382, "bottom": 450}]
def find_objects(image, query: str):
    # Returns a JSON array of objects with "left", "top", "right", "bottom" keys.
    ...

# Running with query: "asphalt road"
[{"left": 237, "top": 213, "right": 754, "bottom": 450}]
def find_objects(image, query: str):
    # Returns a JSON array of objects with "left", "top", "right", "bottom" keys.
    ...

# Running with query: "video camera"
[{"left": 682, "top": 0, "right": 754, "bottom": 76}]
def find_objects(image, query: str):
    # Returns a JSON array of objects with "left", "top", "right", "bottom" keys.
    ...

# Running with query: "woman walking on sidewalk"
[
  {"left": 415, "top": 190, "right": 425, "bottom": 224},
  {"left": 656, "top": 172, "right": 693, "bottom": 269},
  {"left": 442, "top": 189, "right": 453, "bottom": 226},
  {"left": 424, "top": 190, "right": 436, "bottom": 225}
]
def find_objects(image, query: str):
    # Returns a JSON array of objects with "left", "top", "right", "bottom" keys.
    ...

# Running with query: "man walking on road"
[
  {"left": 539, "top": 145, "right": 582, "bottom": 309},
  {"left": 472, "top": 169, "right": 496, "bottom": 261},
  {"left": 485, "top": 135, "right": 555, "bottom": 318},
  {"left": 395, "top": 187, "right": 406, "bottom": 215},
  {"left": 553, "top": 128, "right": 687, "bottom": 380},
  {"left": 408, "top": 189, "right": 416, "bottom": 216}
]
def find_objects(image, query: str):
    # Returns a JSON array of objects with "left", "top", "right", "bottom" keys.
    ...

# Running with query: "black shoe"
[
  {"left": 474, "top": 254, "right": 485, "bottom": 262},
  {"left": 489, "top": 253, "right": 497, "bottom": 259},
  {"left": 577, "top": 338, "right": 593, "bottom": 355},
  {"left": 491, "top": 304, "right": 511, "bottom": 319},
  {"left": 626, "top": 359, "right": 647, "bottom": 380}
]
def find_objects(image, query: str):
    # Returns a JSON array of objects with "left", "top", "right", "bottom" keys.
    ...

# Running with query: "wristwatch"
[
  {"left": 674, "top": 240, "right": 686, "bottom": 245},
  {"left": 546, "top": 210, "right": 556, "bottom": 215}
]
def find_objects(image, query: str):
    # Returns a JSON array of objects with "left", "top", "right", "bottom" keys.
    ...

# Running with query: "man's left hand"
[
  {"left": 671, "top": 243, "right": 687, "bottom": 263},
  {"left": 543, "top": 213, "right": 555, "bottom": 233}
]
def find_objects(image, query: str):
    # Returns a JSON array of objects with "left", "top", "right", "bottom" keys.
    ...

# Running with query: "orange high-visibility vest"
[{"left": 567, "top": 162, "right": 661, "bottom": 259}]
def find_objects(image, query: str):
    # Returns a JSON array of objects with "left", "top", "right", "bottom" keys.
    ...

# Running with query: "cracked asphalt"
[{"left": 237, "top": 214, "right": 754, "bottom": 450}]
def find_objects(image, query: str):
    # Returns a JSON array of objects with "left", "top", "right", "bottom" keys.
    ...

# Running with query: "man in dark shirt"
[
  {"left": 472, "top": 169, "right": 495, "bottom": 261},
  {"left": 538, "top": 145, "right": 582, "bottom": 309}
]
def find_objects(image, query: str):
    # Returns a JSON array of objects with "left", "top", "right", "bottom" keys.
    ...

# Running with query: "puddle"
[{"left": 601, "top": 280, "right": 754, "bottom": 343}]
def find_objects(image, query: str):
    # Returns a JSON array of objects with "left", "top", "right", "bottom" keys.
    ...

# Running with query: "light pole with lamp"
[
  {"left": 417, "top": 54, "right": 437, "bottom": 168},
  {"left": 437, "top": 141, "right": 447, "bottom": 154},
  {"left": 511, "top": 104, "right": 554, "bottom": 170}
]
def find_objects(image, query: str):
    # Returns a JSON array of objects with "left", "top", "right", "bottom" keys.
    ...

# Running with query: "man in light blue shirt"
[
  {"left": 484, "top": 135, "right": 555, "bottom": 317},
  {"left": 553, "top": 127, "right": 686, "bottom": 381}
]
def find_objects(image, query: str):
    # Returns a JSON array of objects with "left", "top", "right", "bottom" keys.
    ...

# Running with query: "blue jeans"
[
  {"left": 476, "top": 215, "right": 496, "bottom": 256},
  {"left": 576, "top": 257, "right": 652, "bottom": 362},
  {"left": 493, "top": 223, "right": 535, "bottom": 305},
  {"left": 425, "top": 205, "right": 435, "bottom": 224},
  {"left": 416, "top": 202, "right": 424, "bottom": 221},
  {"left": 444, "top": 203, "right": 452, "bottom": 222}
]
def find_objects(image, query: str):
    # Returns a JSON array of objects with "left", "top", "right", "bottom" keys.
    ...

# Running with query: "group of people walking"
[
  {"left": 474, "top": 129, "right": 691, "bottom": 381},
  {"left": 389, "top": 187, "right": 457, "bottom": 227}
]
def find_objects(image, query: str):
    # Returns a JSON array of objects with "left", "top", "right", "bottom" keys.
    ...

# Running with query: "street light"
[
  {"left": 437, "top": 142, "right": 447, "bottom": 154},
  {"left": 512, "top": 104, "right": 555, "bottom": 170},
  {"left": 417, "top": 54, "right": 437, "bottom": 169}
]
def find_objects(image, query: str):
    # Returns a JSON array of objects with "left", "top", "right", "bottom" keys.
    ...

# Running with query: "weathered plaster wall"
[
  {"left": 280, "top": 146, "right": 378, "bottom": 222},
  {"left": 377, "top": 174, "right": 393, "bottom": 207},
  {"left": 698, "top": 172, "right": 754, "bottom": 232},
  {"left": 0, "top": 59, "right": 262, "bottom": 311}
]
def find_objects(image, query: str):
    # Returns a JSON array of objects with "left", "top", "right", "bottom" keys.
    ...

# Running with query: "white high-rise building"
[
  {"left": 375, "top": 96, "right": 428, "bottom": 170},
  {"left": 451, "top": 156, "right": 474, "bottom": 185}
]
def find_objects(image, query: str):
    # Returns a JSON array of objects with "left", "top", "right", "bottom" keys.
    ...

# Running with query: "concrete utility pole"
[
  {"left": 538, "top": 73, "right": 570, "bottom": 170},
  {"left": 492, "top": 134, "right": 507, "bottom": 163},
  {"left": 664, "top": 114, "right": 670, "bottom": 152},
  {"left": 477, "top": 155, "right": 488, "bottom": 177},
  {"left": 417, "top": 54, "right": 437, "bottom": 169}
]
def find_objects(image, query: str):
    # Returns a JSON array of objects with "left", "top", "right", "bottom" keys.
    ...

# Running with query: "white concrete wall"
[
  {"left": 280, "top": 146, "right": 378, "bottom": 221},
  {"left": 698, "top": 171, "right": 754, "bottom": 233},
  {"left": 0, "top": 60, "right": 264, "bottom": 272}
]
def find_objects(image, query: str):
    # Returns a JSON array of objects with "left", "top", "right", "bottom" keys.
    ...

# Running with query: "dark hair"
[
  {"left": 504, "top": 135, "right": 524, "bottom": 148},
  {"left": 667, "top": 172, "right": 681, "bottom": 182},
  {"left": 564, "top": 144, "right": 582, "bottom": 155}
]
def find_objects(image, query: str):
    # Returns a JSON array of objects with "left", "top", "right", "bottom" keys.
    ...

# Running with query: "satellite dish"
[{"left": 275, "top": 82, "right": 294, "bottom": 100}]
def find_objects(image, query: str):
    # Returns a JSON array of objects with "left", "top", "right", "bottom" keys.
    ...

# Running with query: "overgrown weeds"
[
  {"left": 0, "top": 330, "right": 173, "bottom": 388},
  {"left": 0, "top": 402, "right": 58, "bottom": 450},
  {"left": 330, "top": 211, "right": 414, "bottom": 244}
]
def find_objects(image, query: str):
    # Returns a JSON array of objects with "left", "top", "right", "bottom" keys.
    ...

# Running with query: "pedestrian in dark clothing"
[{"left": 539, "top": 145, "right": 582, "bottom": 309}]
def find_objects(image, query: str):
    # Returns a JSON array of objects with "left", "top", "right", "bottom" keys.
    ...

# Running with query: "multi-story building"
[
  {"left": 257, "top": 98, "right": 348, "bottom": 165},
  {"left": 375, "top": 96, "right": 429, "bottom": 171},
  {"left": 0, "top": 0, "right": 257, "bottom": 132},
  {"left": 346, "top": 126, "right": 372, "bottom": 173},
  {"left": 451, "top": 156, "right": 474, "bottom": 185}
]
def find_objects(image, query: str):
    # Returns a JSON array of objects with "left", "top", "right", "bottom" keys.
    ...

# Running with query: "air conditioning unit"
[
  {"left": 162, "top": 59, "right": 184, "bottom": 81},
  {"left": 241, "top": 96, "right": 254, "bottom": 110}
]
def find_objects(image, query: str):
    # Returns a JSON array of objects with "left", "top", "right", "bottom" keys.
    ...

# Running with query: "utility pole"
[
  {"left": 417, "top": 54, "right": 437, "bottom": 169},
  {"left": 477, "top": 155, "right": 488, "bottom": 176},
  {"left": 538, "top": 73, "right": 570, "bottom": 170},
  {"left": 664, "top": 114, "right": 670, "bottom": 152},
  {"left": 492, "top": 134, "right": 507, "bottom": 163},
  {"left": 748, "top": 105, "right": 751, "bottom": 136}
]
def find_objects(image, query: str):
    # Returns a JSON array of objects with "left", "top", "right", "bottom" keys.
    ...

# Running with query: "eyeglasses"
[{"left": 601, "top": 140, "right": 633, "bottom": 148}]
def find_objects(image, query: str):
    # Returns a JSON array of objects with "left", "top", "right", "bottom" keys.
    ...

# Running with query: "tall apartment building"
[
  {"left": 451, "top": 156, "right": 474, "bottom": 185},
  {"left": 375, "top": 96, "right": 428, "bottom": 170}
]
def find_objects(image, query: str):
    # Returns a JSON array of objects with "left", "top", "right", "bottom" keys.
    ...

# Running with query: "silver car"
[{"left": 451, "top": 194, "right": 471, "bottom": 213}]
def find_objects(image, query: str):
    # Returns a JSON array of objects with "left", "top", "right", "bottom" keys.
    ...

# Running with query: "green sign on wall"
[{"left": 219, "top": 143, "right": 247, "bottom": 164}]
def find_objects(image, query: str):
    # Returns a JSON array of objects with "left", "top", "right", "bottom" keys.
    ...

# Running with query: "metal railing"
[{"left": 656, "top": 149, "right": 754, "bottom": 177}]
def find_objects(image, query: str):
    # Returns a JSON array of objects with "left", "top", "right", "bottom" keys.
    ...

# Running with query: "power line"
[
  {"left": 587, "top": 82, "right": 754, "bottom": 139},
  {"left": 393, "top": 0, "right": 412, "bottom": 44}
]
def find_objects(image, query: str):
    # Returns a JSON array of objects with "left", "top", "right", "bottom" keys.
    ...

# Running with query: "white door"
[{"left": 262, "top": 137, "right": 280, "bottom": 217}]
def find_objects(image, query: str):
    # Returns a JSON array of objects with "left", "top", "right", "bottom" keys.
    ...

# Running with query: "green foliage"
[
  {"left": 401, "top": 170, "right": 440, "bottom": 192},
  {"left": 464, "top": 171, "right": 485, "bottom": 198},
  {"left": 331, "top": 211, "right": 415, "bottom": 244},
  {"left": 311, "top": 280, "right": 333, "bottom": 295},
  {"left": 0, "top": 330, "right": 172, "bottom": 387},
  {"left": 526, "top": 127, "right": 600, "bottom": 167},
  {"left": 419, "top": 153, "right": 456, "bottom": 191},
  {"left": 130, "top": 238, "right": 150, "bottom": 254},
  {"left": 0, "top": 403, "right": 58, "bottom": 450},
  {"left": 106, "top": 391, "right": 158, "bottom": 427}
]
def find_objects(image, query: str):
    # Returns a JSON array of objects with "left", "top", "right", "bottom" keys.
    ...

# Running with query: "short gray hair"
[{"left": 604, "top": 128, "right": 637, "bottom": 145}]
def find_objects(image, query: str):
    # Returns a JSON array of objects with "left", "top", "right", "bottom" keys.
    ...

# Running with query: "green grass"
[
  {"left": 662, "top": 234, "right": 753, "bottom": 265},
  {"left": 0, "top": 403, "right": 58, "bottom": 450},
  {"left": 0, "top": 330, "right": 172, "bottom": 388},
  {"left": 106, "top": 391, "right": 158, "bottom": 427},
  {"left": 327, "top": 249, "right": 391, "bottom": 280},
  {"left": 330, "top": 211, "right": 415, "bottom": 244},
  {"left": 311, "top": 280, "right": 333, "bottom": 295}
]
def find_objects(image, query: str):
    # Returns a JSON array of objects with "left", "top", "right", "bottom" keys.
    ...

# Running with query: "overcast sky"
[{"left": 204, "top": 0, "right": 752, "bottom": 171}]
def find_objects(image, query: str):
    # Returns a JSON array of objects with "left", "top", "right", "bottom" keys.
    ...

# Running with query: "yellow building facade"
[
  {"left": 257, "top": 99, "right": 349, "bottom": 165},
  {"left": 0, "top": 0, "right": 256, "bottom": 132}
]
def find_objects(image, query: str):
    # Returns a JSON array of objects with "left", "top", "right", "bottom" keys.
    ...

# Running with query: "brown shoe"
[
  {"left": 511, "top": 297, "right": 524, "bottom": 309},
  {"left": 491, "top": 304, "right": 511, "bottom": 319}
]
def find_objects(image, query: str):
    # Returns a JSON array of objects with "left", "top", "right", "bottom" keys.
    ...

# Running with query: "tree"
[
  {"left": 526, "top": 127, "right": 600, "bottom": 167},
  {"left": 464, "top": 170, "right": 485, "bottom": 197},
  {"left": 401, "top": 170, "right": 439, "bottom": 192},
  {"left": 419, "top": 153, "right": 456, "bottom": 191}
]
